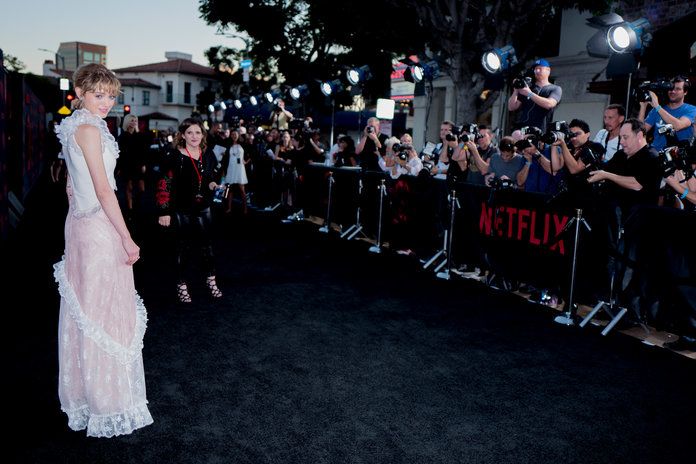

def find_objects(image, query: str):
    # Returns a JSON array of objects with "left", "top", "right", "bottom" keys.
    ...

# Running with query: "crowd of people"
[{"left": 48, "top": 61, "right": 695, "bottom": 439}]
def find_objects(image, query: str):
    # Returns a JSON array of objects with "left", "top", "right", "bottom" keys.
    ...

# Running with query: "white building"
[{"left": 113, "top": 52, "right": 220, "bottom": 130}]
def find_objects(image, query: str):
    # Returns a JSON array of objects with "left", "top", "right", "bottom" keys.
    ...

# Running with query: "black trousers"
[{"left": 175, "top": 208, "right": 216, "bottom": 283}]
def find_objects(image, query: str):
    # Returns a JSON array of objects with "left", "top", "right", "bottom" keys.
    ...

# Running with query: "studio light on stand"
[
  {"left": 290, "top": 84, "right": 308, "bottom": 101},
  {"left": 346, "top": 65, "right": 372, "bottom": 85},
  {"left": 481, "top": 45, "right": 518, "bottom": 74},
  {"left": 586, "top": 14, "right": 652, "bottom": 115},
  {"left": 403, "top": 60, "right": 440, "bottom": 84}
]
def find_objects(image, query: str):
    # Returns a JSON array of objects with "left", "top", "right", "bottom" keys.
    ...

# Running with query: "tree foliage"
[
  {"left": 199, "top": 0, "right": 611, "bottom": 123},
  {"left": 3, "top": 53, "right": 27, "bottom": 72}
]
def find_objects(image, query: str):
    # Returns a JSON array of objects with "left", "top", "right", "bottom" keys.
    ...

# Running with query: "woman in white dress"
[
  {"left": 54, "top": 64, "right": 153, "bottom": 437},
  {"left": 223, "top": 129, "right": 249, "bottom": 214}
]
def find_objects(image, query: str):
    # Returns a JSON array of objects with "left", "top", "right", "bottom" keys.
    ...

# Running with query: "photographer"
[
  {"left": 594, "top": 104, "right": 625, "bottom": 162},
  {"left": 391, "top": 143, "right": 423, "bottom": 178},
  {"left": 466, "top": 125, "right": 498, "bottom": 185},
  {"left": 638, "top": 76, "right": 696, "bottom": 150},
  {"left": 587, "top": 119, "right": 661, "bottom": 208},
  {"left": 356, "top": 117, "right": 388, "bottom": 171},
  {"left": 665, "top": 168, "right": 696, "bottom": 209},
  {"left": 484, "top": 136, "right": 527, "bottom": 188},
  {"left": 507, "top": 59, "right": 562, "bottom": 131},
  {"left": 269, "top": 98, "right": 294, "bottom": 130}
]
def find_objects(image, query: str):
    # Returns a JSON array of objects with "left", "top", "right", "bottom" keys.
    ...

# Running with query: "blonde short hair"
[
  {"left": 72, "top": 63, "right": 121, "bottom": 110},
  {"left": 122, "top": 114, "right": 139, "bottom": 132}
]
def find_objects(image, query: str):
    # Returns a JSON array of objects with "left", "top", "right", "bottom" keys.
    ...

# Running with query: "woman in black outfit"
[{"left": 156, "top": 118, "right": 223, "bottom": 303}]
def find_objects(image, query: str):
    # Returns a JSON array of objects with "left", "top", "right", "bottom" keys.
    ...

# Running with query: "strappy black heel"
[
  {"left": 177, "top": 282, "right": 192, "bottom": 303},
  {"left": 206, "top": 276, "right": 223, "bottom": 299}
]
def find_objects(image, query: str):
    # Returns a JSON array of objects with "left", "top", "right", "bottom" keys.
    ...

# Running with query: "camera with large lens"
[
  {"left": 445, "top": 125, "right": 461, "bottom": 142},
  {"left": 657, "top": 123, "right": 680, "bottom": 148},
  {"left": 541, "top": 121, "right": 571, "bottom": 145},
  {"left": 636, "top": 80, "right": 673, "bottom": 102},
  {"left": 446, "top": 123, "right": 480, "bottom": 142},
  {"left": 658, "top": 141, "right": 696, "bottom": 178},
  {"left": 366, "top": 126, "right": 375, "bottom": 134},
  {"left": 396, "top": 143, "right": 413, "bottom": 161},
  {"left": 512, "top": 75, "right": 533, "bottom": 89},
  {"left": 515, "top": 126, "right": 543, "bottom": 151},
  {"left": 489, "top": 177, "right": 515, "bottom": 190},
  {"left": 422, "top": 160, "right": 434, "bottom": 174}
]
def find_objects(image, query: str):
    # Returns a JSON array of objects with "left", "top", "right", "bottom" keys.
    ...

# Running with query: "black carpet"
[{"left": 8, "top": 201, "right": 696, "bottom": 463}]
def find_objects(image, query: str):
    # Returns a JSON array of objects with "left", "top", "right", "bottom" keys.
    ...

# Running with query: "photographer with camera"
[
  {"left": 509, "top": 126, "right": 562, "bottom": 193},
  {"left": 587, "top": 119, "right": 661, "bottom": 206},
  {"left": 507, "top": 59, "right": 562, "bottom": 131},
  {"left": 465, "top": 125, "right": 498, "bottom": 185},
  {"left": 484, "top": 136, "right": 527, "bottom": 189},
  {"left": 269, "top": 98, "right": 294, "bottom": 130},
  {"left": 638, "top": 76, "right": 696, "bottom": 150},
  {"left": 665, "top": 168, "right": 696, "bottom": 209},
  {"left": 356, "top": 117, "right": 388, "bottom": 171},
  {"left": 551, "top": 120, "right": 605, "bottom": 199},
  {"left": 593, "top": 104, "right": 625, "bottom": 162},
  {"left": 390, "top": 142, "right": 423, "bottom": 178}
]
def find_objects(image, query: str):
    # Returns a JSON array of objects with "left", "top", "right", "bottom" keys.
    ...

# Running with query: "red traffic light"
[{"left": 123, "top": 104, "right": 131, "bottom": 115}]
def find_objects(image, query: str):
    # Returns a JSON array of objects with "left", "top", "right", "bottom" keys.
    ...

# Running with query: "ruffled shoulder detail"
[
  {"left": 53, "top": 257, "right": 147, "bottom": 365},
  {"left": 55, "top": 109, "right": 120, "bottom": 159}
]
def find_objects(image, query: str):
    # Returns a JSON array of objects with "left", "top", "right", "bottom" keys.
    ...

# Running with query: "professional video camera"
[
  {"left": 541, "top": 121, "right": 575, "bottom": 145},
  {"left": 514, "top": 126, "right": 543, "bottom": 151},
  {"left": 658, "top": 141, "right": 696, "bottom": 179},
  {"left": 489, "top": 177, "right": 516, "bottom": 190},
  {"left": 636, "top": 80, "right": 673, "bottom": 102},
  {"left": 445, "top": 123, "right": 481, "bottom": 142},
  {"left": 512, "top": 75, "right": 533, "bottom": 89}
]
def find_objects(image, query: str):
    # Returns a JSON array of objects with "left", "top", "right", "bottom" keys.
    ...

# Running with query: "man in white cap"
[{"left": 507, "top": 58, "right": 562, "bottom": 131}]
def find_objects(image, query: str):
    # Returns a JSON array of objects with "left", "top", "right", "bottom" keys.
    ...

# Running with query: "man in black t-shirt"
[
  {"left": 587, "top": 119, "right": 661, "bottom": 310},
  {"left": 587, "top": 119, "right": 661, "bottom": 210},
  {"left": 356, "top": 117, "right": 388, "bottom": 171},
  {"left": 507, "top": 59, "right": 562, "bottom": 131}
]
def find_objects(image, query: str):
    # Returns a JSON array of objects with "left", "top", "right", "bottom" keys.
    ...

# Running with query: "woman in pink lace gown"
[{"left": 54, "top": 64, "right": 153, "bottom": 437}]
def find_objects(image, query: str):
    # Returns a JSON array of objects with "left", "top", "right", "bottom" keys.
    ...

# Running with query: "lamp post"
[{"left": 39, "top": 48, "right": 70, "bottom": 114}]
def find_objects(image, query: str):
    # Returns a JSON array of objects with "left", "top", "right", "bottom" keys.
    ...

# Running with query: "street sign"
[
  {"left": 240, "top": 59, "right": 252, "bottom": 69},
  {"left": 59, "top": 78, "right": 69, "bottom": 91},
  {"left": 58, "top": 106, "right": 71, "bottom": 115}
]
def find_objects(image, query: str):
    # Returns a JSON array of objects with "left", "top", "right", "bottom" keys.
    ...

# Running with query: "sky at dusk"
[{"left": 0, "top": 0, "right": 245, "bottom": 74}]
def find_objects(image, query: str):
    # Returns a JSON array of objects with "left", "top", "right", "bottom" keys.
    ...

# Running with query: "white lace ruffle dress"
[
  {"left": 224, "top": 144, "right": 248, "bottom": 185},
  {"left": 54, "top": 109, "right": 153, "bottom": 437}
]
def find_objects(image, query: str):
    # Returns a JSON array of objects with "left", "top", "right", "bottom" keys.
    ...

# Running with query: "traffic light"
[
  {"left": 123, "top": 104, "right": 131, "bottom": 115},
  {"left": 66, "top": 92, "right": 75, "bottom": 104}
]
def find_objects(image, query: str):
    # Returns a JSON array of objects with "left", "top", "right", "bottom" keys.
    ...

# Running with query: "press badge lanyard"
[{"left": 184, "top": 147, "right": 202, "bottom": 191}]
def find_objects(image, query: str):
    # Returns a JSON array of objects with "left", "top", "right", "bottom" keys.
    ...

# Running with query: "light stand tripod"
[
  {"left": 369, "top": 179, "right": 387, "bottom": 254},
  {"left": 340, "top": 177, "right": 368, "bottom": 241},
  {"left": 318, "top": 171, "right": 335, "bottom": 233},
  {"left": 423, "top": 189, "right": 459, "bottom": 280},
  {"left": 555, "top": 208, "right": 591, "bottom": 326},
  {"left": 579, "top": 225, "right": 632, "bottom": 336}
]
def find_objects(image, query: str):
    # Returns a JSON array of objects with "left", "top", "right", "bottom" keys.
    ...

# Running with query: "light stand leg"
[
  {"left": 369, "top": 180, "right": 387, "bottom": 254},
  {"left": 555, "top": 209, "right": 590, "bottom": 326},
  {"left": 319, "top": 172, "right": 334, "bottom": 233},
  {"left": 436, "top": 189, "right": 459, "bottom": 280},
  {"left": 341, "top": 178, "right": 368, "bottom": 241}
]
